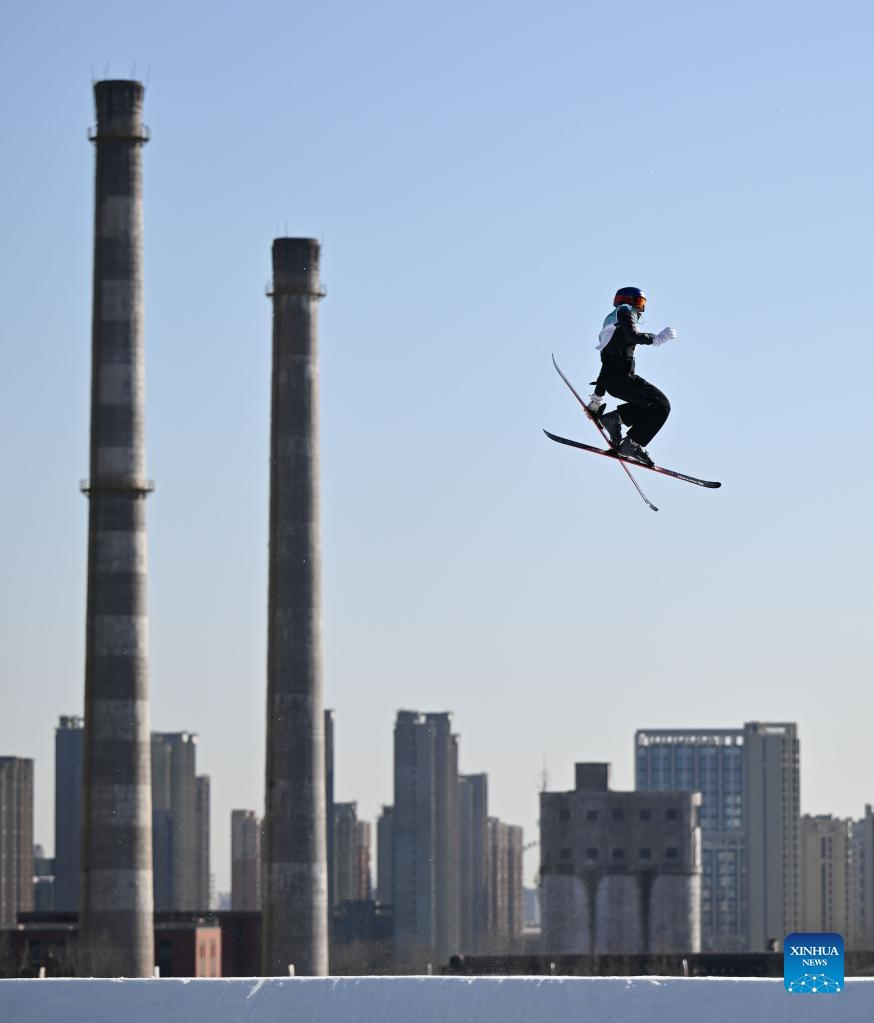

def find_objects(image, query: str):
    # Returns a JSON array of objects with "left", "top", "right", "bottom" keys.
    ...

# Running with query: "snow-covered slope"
[{"left": 2, "top": 976, "right": 870, "bottom": 1022}]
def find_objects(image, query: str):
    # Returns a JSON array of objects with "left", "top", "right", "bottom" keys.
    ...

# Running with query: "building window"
[
  {"left": 639, "top": 847, "right": 652, "bottom": 860},
  {"left": 666, "top": 847, "right": 679, "bottom": 860},
  {"left": 586, "top": 810, "right": 598, "bottom": 822},
  {"left": 611, "top": 808, "right": 624, "bottom": 821},
  {"left": 612, "top": 848, "right": 625, "bottom": 861},
  {"left": 639, "top": 808, "right": 651, "bottom": 821},
  {"left": 666, "top": 808, "right": 679, "bottom": 821},
  {"left": 585, "top": 848, "right": 598, "bottom": 860},
  {"left": 559, "top": 809, "right": 571, "bottom": 822},
  {"left": 560, "top": 847, "right": 572, "bottom": 860}
]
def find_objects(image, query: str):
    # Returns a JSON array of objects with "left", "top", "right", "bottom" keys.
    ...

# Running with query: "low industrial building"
[{"left": 540, "top": 763, "right": 701, "bottom": 954}]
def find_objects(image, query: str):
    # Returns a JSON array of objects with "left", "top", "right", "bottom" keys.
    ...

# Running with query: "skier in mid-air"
[{"left": 584, "top": 286, "right": 676, "bottom": 467}]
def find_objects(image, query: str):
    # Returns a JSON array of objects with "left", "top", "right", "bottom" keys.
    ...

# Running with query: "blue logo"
[{"left": 784, "top": 933, "right": 844, "bottom": 993}]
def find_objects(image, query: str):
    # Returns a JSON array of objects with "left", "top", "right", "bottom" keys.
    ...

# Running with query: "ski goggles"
[{"left": 615, "top": 292, "right": 646, "bottom": 311}]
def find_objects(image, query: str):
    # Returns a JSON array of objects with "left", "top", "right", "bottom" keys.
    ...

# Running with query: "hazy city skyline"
[{"left": 3, "top": 1, "right": 874, "bottom": 899}]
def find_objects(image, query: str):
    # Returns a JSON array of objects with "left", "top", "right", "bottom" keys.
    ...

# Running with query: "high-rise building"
[
  {"left": 376, "top": 805, "right": 394, "bottom": 906},
  {"left": 53, "top": 716, "right": 84, "bottom": 912},
  {"left": 426, "top": 713, "right": 460, "bottom": 961},
  {"left": 540, "top": 762, "right": 702, "bottom": 955},
  {"left": 151, "top": 732, "right": 199, "bottom": 911},
  {"left": 850, "top": 806, "right": 874, "bottom": 948},
  {"left": 635, "top": 729, "right": 745, "bottom": 951},
  {"left": 392, "top": 711, "right": 436, "bottom": 964},
  {"left": 355, "top": 821, "right": 372, "bottom": 902},
  {"left": 195, "top": 775, "right": 211, "bottom": 910},
  {"left": 231, "top": 810, "right": 261, "bottom": 911},
  {"left": 636, "top": 723, "right": 801, "bottom": 953},
  {"left": 523, "top": 887, "right": 541, "bottom": 928},
  {"left": 458, "top": 774, "right": 489, "bottom": 953},
  {"left": 487, "top": 817, "right": 507, "bottom": 948},
  {"left": 743, "top": 722, "right": 800, "bottom": 950},
  {"left": 850, "top": 805, "right": 874, "bottom": 949},
  {"left": 506, "top": 824, "right": 524, "bottom": 944},
  {"left": 800, "top": 814, "right": 851, "bottom": 935},
  {"left": 0, "top": 757, "right": 34, "bottom": 929},
  {"left": 484, "top": 820, "right": 524, "bottom": 952},
  {"left": 392, "top": 710, "right": 461, "bottom": 967},
  {"left": 333, "top": 802, "right": 354, "bottom": 905},
  {"left": 334, "top": 803, "right": 371, "bottom": 904},
  {"left": 33, "top": 844, "right": 55, "bottom": 912}
]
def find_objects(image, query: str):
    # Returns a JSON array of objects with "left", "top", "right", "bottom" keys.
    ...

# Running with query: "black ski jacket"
[{"left": 594, "top": 305, "right": 656, "bottom": 396}]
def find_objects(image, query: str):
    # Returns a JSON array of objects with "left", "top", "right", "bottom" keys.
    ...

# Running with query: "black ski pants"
[{"left": 604, "top": 374, "right": 670, "bottom": 447}]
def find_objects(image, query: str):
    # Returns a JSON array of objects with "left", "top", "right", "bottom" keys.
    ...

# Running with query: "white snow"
[{"left": 1, "top": 975, "right": 872, "bottom": 1022}]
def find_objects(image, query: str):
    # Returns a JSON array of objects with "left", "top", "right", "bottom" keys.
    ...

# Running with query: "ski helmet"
[{"left": 613, "top": 286, "right": 646, "bottom": 312}]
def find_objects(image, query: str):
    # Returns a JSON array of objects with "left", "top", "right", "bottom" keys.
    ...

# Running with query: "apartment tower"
[
  {"left": 743, "top": 722, "right": 800, "bottom": 950},
  {"left": 231, "top": 810, "right": 261, "bottom": 911},
  {"left": 54, "top": 716, "right": 84, "bottom": 912},
  {"left": 0, "top": 758, "right": 34, "bottom": 929}
]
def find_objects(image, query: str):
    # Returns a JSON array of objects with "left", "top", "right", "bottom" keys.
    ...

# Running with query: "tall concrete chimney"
[
  {"left": 262, "top": 238, "right": 328, "bottom": 976},
  {"left": 78, "top": 80, "right": 154, "bottom": 977}
]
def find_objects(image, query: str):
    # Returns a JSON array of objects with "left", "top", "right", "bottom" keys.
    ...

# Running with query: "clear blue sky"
[{"left": 2, "top": 1, "right": 873, "bottom": 892}]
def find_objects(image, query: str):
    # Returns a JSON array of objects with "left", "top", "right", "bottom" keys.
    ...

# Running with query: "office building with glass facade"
[{"left": 635, "top": 729, "right": 745, "bottom": 951}]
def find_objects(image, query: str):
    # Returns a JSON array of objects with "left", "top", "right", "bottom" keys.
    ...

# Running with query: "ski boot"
[
  {"left": 618, "top": 436, "right": 654, "bottom": 467},
  {"left": 598, "top": 409, "right": 623, "bottom": 449}
]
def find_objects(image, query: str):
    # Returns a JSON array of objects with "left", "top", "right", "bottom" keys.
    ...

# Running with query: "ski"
[
  {"left": 543, "top": 430, "right": 721, "bottom": 489},
  {"left": 550, "top": 354, "right": 659, "bottom": 511}
]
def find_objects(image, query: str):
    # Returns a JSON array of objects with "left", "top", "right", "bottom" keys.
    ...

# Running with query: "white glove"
[
  {"left": 652, "top": 327, "right": 677, "bottom": 346},
  {"left": 586, "top": 392, "right": 605, "bottom": 413}
]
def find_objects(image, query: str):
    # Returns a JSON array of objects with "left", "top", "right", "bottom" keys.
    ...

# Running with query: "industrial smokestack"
[
  {"left": 78, "top": 80, "right": 155, "bottom": 977},
  {"left": 262, "top": 238, "right": 328, "bottom": 976}
]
